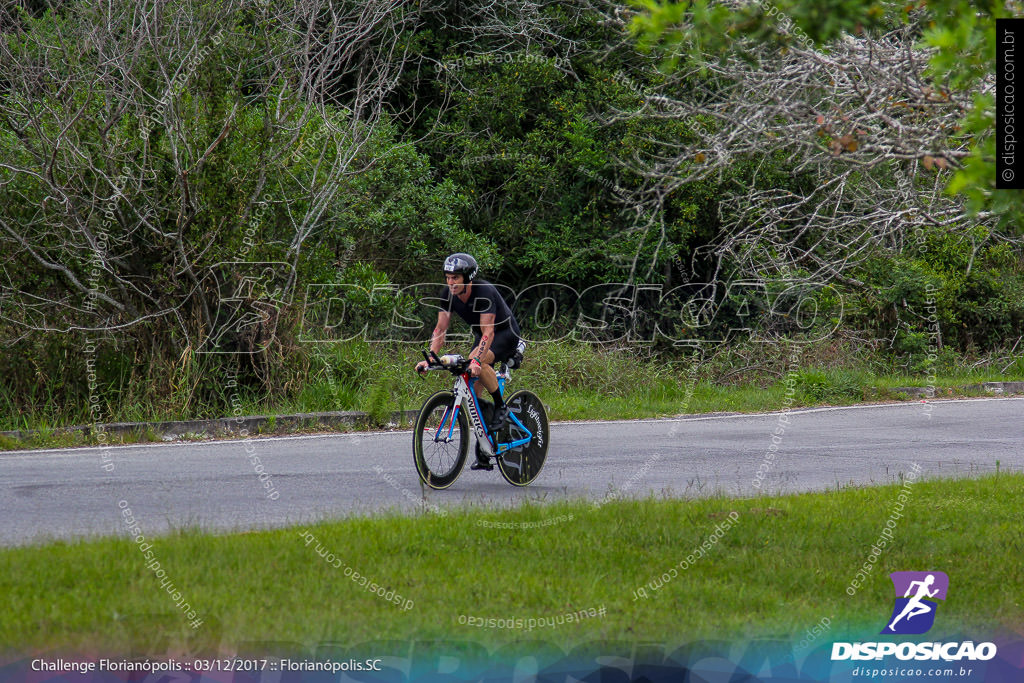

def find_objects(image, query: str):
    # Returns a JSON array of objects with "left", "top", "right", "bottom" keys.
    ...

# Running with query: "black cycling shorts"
[{"left": 474, "top": 328, "right": 521, "bottom": 365}]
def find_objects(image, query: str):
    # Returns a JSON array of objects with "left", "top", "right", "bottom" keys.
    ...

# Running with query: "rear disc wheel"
[{"left": 495, "top": 389, "right": 549, "bottom": 486}]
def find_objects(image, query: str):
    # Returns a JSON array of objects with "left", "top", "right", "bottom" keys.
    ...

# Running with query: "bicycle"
[{"left": 413, "top": 350, "right": 548, "bottom": 489}]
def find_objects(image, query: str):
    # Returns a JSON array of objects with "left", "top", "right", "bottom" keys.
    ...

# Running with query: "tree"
[
  {"left": 630, "top": 0, "right": 1019, "bottom": 230},
  {"left": 619, "top": 0, "right": 1023, "bottom": 352},
  {"left": 0, "top": 0, "right": 424, "bottom": 357}
]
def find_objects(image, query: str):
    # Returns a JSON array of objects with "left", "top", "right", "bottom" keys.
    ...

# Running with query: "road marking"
[
  {"left": 552, "top": 396, "right": 1024, "bottom": 426},
  {"left": 5, "top": 396, "right": 1022, "bottom": 457}
]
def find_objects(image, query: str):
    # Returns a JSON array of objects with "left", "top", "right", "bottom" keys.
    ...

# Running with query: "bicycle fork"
[{"left": 432, "top": 404, "right": 460, "bottom": 443}]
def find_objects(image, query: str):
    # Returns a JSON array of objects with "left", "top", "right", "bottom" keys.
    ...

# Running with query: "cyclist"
[{"left": 415, "top": 253, "right": 524, "bottom": 467}]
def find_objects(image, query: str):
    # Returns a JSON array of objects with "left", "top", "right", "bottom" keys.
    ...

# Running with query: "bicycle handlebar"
[{"left": 420, "top": 350, "right": 471, "bottom": 374}]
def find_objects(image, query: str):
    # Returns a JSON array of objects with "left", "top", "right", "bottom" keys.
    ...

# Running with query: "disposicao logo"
[
  {"left": 831, "top": 571, "right": 998, "bottom": 663},
  {"left": 882, "top": 571, "right": 948, "bottom": 635}
]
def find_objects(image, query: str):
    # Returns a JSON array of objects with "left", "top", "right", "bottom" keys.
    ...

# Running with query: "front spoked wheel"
[
  {"left": 413, "top": 391, "right": 469, "bottom": 489},
  {"left": 495, "top": 389, "right": 549, "bottom": 486}
]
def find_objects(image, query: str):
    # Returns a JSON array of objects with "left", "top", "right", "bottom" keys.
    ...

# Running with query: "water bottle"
[{"left": 440, "top": 354, "right": 460, "bottom": 366}]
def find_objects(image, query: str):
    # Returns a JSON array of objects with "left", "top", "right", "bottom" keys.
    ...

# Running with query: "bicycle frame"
[{"left": 433, "top": 370, "right": 532, "bottom": 457}]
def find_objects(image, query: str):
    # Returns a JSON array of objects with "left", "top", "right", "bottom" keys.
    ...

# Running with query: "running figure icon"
[{"left": 887, "top": 574, "right": 939, "bottom": 632}]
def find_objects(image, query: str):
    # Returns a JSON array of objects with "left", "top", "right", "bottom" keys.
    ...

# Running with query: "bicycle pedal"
[{"left": 470, "top": 459, "right": 494, "bottom": 471}]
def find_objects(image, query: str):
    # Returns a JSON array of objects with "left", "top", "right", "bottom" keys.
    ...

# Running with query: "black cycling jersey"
[{"left": 439, "top": 279, "right": 521, "bottom": 339}]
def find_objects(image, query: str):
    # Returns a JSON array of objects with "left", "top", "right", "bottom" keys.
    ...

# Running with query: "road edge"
[{"left": 3, "top": 382, "right": 1022, "bottom": 448}]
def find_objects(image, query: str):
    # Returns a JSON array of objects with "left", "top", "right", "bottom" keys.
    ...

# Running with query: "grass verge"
[
  {"left": 1, "top": 473, "right": 1021, "bottom": 653},
  {"left": 3, "top": 339, "right": 1022, "bottom": 449}
]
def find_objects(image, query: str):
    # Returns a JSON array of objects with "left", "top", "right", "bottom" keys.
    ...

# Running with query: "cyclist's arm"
[
  {"left": 430, "top": 311, "right": 451, "bottom": 353},
  {"left": 470, "top": 314, "right": 495, "bottom": 360}
]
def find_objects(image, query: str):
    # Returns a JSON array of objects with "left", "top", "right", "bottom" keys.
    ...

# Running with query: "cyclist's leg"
[
  {"left": 474, "top": 348, "right": 499, "bottom": 393},
  {"left": 469, "top": 338, "right": 500, "bottom": 469},
  {"left": 470, "top": 331, "right": 500, "bottom": 393},
  {"left": 479, "top": 330, "right": 519, "bottom": 432},
  {"left": 474, "top": 348, "right": 510, "bottom": 432},
  {"left": 477, "top": 329, "right": 517, "bottom": 393}
]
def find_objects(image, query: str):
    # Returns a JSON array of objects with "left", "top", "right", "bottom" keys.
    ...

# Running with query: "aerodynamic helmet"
[{"left": 443, "top": 253, "right": 478, "bottom": 282}]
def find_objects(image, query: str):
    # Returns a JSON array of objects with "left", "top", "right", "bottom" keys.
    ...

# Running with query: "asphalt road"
[{"left": 1, "top": 397, "right": 1021, "bottom": 546}]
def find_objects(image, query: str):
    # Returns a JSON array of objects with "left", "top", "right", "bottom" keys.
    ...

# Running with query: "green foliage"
[
  {"left": 2, "top": 0, "right": 1022, "bottom": 430},
  {"left": 632, "top": 0, "right": 1023, "bottom": 231},
  {"left": 794, "top": 368, "right": 869, "bottom": 402},
  {"left": 406, "top": 11, "right": 724, "bottom": 288},
  {"left": 0, "top": 1, "right": 473, "bottom": 414},
  {"left": 630, "top": 0, "right": 890, "bottom": 61},
  {"left": 365, "top": 379, "right": 393, "bottom": 426},
  {"left": 849, "top": 220, "right": 1024, "bottom": 367}
]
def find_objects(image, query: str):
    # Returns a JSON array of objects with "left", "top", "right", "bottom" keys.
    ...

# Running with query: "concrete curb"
[
  {"left": 2, "top": 382, "right": 1021, "bottom": 444},
  {"left": 881, "top": 381, "right": 1024, "bottom": 399},
  {"left": 1, "top": 410, "right": 420, "bottom": 443}
]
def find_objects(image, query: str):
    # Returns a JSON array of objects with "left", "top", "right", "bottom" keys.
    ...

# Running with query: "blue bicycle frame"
[{"left": 433, "top": 371, "right": 531, "bottom": 456}]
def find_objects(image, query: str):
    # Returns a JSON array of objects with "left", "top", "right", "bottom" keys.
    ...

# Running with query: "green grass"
[
  {"left": 2, "top": 474, "right": 1021, "bottom": 652},
  {"left": 2, "top": 339, "right": 1021, "bottom": 449},
  {"left": 545, "top": 381, "right": 787, "bottom": 420}
]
